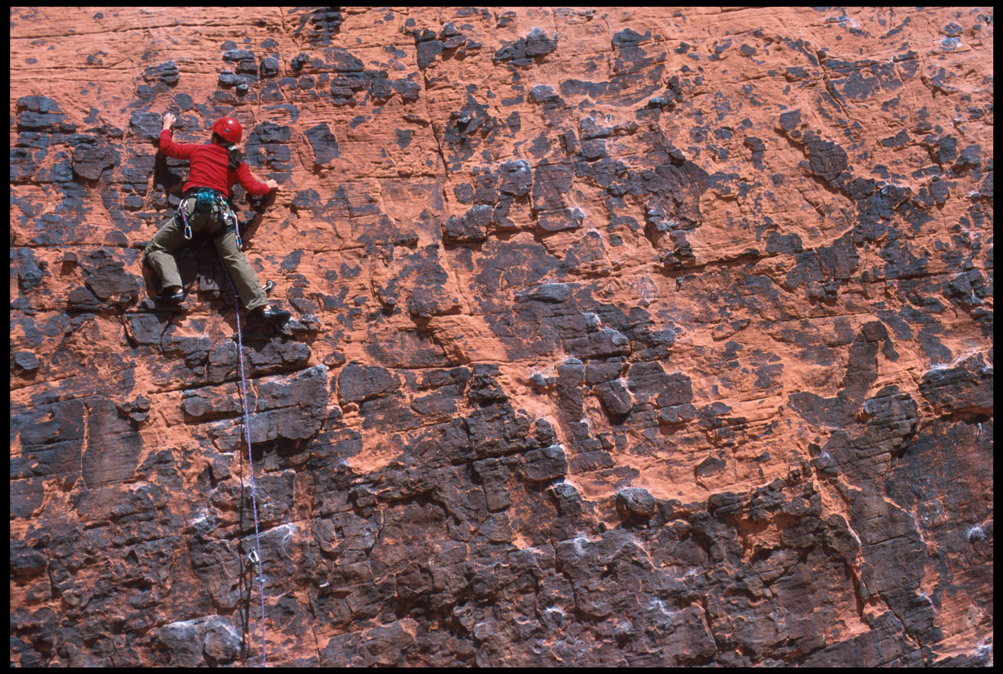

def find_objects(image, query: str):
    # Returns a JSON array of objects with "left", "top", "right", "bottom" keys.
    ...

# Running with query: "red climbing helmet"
[{"left": 212, "top": 116, "right": 242, "bottom": 143}]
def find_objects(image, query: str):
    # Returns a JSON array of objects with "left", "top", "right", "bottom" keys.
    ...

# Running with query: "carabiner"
[{"left": 179, "top": 199, "right": 193, "bottom": 240}]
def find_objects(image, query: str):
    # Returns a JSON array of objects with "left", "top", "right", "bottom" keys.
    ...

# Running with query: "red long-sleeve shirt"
[{"left": 159, "top": 129, "right": 271, "bottom": 199}]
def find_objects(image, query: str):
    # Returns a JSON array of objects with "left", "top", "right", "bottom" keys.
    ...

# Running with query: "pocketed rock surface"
[{"left": 10, "top": 7, "right": 993, "bottom": 667}]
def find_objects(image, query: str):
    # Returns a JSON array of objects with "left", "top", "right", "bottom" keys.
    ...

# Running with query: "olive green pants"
[{"left": 144, "top": 196, "right": 269, "bottom": 312}]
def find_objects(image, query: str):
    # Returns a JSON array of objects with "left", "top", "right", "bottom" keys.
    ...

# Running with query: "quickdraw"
[
  {"left": 226, "top": 207, "right": 242, "bottom": 249},
  {"left": 178, "top": 199, "right": 194, "bottom": 241}
]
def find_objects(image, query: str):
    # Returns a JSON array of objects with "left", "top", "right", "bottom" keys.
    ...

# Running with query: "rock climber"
[{"left": 143, "top": 112, "right": 291, "bottom": 323}]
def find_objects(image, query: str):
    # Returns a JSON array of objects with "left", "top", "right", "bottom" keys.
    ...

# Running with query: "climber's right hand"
[
  {"left": 162, "top": 112, "right": 176, "bottom": 130},
  {"left": 265, "top": 179, "right": 279, "bottom": 191}
]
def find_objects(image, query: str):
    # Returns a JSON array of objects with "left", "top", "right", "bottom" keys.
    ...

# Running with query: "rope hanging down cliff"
[{"left": 222, "top": 259, "right": 269, "bottom": 667}]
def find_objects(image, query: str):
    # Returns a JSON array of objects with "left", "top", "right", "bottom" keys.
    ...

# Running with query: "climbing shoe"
[
  {"left": 154, "top": 288, "right": 185, "bottom": 304},
  {"left": 256, "top": 306, "right": 291, "bottom": 324}
]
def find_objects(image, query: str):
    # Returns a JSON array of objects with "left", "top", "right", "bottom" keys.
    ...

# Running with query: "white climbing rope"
[{"left": 221, "top": 260, "right": 268, "bottom": 667}]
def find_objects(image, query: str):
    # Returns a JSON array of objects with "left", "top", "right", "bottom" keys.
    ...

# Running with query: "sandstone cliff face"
[{"left": 10, "top": 6, "right": 993, "bottom": 667}]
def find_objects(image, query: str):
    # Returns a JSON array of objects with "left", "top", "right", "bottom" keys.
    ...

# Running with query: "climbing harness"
[
  {"left": 221, "top": 251, "right": 268, "bottom": 667},
  {"left": 177, "top": 188, "right": 243, "bottom": 248}
]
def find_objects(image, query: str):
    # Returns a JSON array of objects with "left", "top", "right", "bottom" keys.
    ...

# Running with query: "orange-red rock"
[{"left": 11, "top": 6, "right": 993, "bottom": 667}]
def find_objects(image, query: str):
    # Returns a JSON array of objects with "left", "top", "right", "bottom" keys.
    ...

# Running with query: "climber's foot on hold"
[
  {"left": 155, "top": 286, "right": 185, "bottom": 304},
  {"left": 256, "top": 304, "right": 291, "bottom": 324}
]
